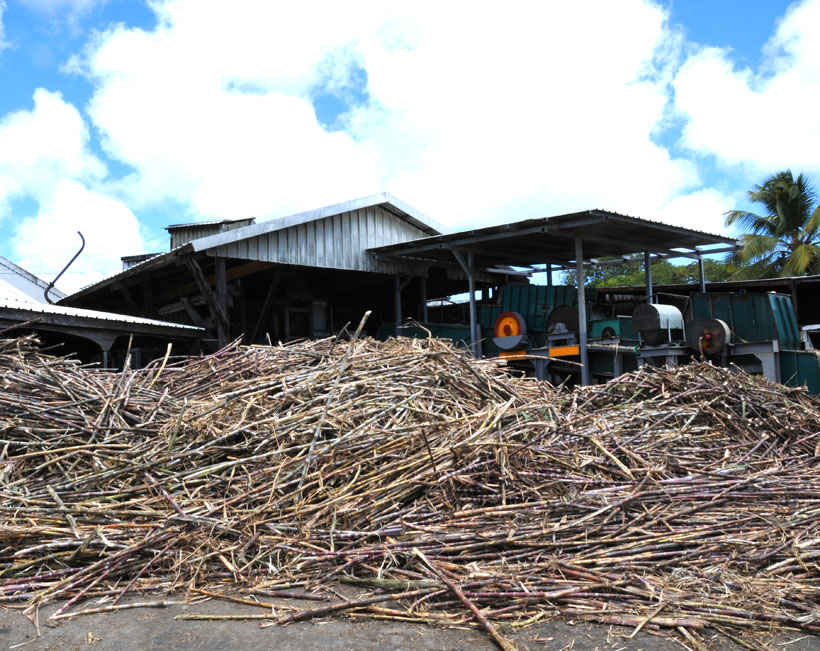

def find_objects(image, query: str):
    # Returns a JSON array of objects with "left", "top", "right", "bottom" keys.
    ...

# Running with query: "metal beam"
[
  {"left": 644, "top": 251, "right": 653, "bottom": 303},
  {"left": 420, "top": 277, "right": 428, "bottom": 322},
  {"left": 698, "top": 254, "right": 706, "bottom": 292},
  {"left": 394, "top": 276, "right": 402, "bottom": 332},
  {"left": 575, "top": 238, "right": 590, "bottom": 385},
  {"left": 452, "top": 250, "right": 481, "bottom": 358}
]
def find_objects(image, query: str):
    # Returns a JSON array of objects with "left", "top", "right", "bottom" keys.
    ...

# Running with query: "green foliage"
[
  {"left": 562, "top": 257, "right": 738, "bottom": 288},
  {"left": 726, "top": 170, "right": 820, "bottom": 278}
]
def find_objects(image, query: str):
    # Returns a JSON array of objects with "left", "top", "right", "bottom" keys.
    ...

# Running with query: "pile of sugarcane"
[{"left": 1, "top": 329, "right": 819, "bottom": 650}]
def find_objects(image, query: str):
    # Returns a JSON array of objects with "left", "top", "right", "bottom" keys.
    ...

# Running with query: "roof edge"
[{"left": 190, "top": 193, "right": 450, "bottom": 253}]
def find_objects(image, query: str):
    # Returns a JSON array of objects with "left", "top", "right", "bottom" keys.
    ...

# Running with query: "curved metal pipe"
[{"left": 45, "top": 231, "right": 85, "bottom": 304}]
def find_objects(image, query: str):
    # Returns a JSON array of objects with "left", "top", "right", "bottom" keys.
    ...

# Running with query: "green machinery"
[
  {"left": 381, "top": 284, "right": 820, "bottom": 394},
  {"left": 686, "top": 292, "right": 820, "bottom": 394}
]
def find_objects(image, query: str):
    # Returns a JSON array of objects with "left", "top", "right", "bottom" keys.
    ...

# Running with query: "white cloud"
[
  {"left": 655, "top": 188, "right": 739, "bottom": 237},
  {"left": 81, "top": 1, "right": 384, "bottom": 219},
  {"left": 673, "top": 0, "right": 820, "bottom": 174},
  {"left": 0, "top": 90, "right": 147, "bottom": 293},
  {"left": 12, "top": 180, "right": 145, "bottom": 293},
  {"left": 0, "top": 89, "right": 105, "bottom": 216},
  {"left": 75, "top": 0, "right": 709, "bottom": 233}
]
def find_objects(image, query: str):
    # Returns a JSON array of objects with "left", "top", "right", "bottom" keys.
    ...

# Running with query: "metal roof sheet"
[
  {"left": 189, "top": 193, "right": 450, "bottom": 253},
  {"left": 369, "top": 209, "right": 740, "bottom": 268},
  {"left": 63, "top": 194, "right": 448, "bottom": 302},
  {"left": 0, "top": 297, "right": 203, "bottom": 331}
]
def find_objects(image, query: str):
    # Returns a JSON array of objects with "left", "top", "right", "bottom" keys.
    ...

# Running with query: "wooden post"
[
  {"left": 184, "top": 256, "right": 229, "bottom": 348},
  {"left": 215, "top": 257, "right": 228, "bottom": 348},
  {"left": 250, "top": 268, "right": 281, "bottom": 345}
]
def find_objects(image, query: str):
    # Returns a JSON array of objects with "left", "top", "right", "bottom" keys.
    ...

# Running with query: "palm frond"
[
  {"left": 782, "top": 244, "right": 820, "bottom": 276},
  {"left": 804, "top": 205, "right": 820, "bottom": 240},
  {"left": 727, "top": 255, "right": 781, "bottom": 280},
  {"left": 728, "top": 169, "right": 820, "bottom": 277},
  {"left": 723, "top": 210, "right": 777, "bottom": 235},
  {"left": 735, "top": 233, "right": 780, "bottom": 263}
]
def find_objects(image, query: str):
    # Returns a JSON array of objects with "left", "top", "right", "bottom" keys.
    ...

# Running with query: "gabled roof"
[
  {"left": 186, "top": 192, "right": 449, "bottom": 253},
  {"left": 63, "top": 193, "right": 448, "bottom": 301}
]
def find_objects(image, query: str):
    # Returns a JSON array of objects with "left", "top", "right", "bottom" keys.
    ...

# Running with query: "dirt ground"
[{"left": 2, "top": 595, "right": 819, "bottom": 651}]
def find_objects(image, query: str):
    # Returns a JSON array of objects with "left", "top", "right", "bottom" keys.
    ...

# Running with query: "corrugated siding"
[
  {"left": 171, "top": 226, "right": 222, "bottom": 249},
  {"left": 170, "top": 220, "right": 254, "bottom": 249},
  {"left": 211, "top": 206, "right": 429, "bottom": 275}
]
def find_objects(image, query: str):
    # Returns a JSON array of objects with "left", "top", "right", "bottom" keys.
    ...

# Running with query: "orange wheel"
[{"left": 493, "top": 311, "right": 527, "bottom": 350}]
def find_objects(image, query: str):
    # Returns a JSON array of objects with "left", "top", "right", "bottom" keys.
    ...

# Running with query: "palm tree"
[{"left": 725, "top": 170, "right": 820, "bottom": 278}]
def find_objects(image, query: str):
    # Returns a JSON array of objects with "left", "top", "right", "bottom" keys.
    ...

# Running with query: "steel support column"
[
  {"left": 698, "top": 253, "right": 706, "bottom": 292},
  {"left": 394, "top": 275, "right": 402, "bottom": 333},
  {"left": 452, "top": 250, "right": 481, "bottom": 358},
  {"left": 420, "top": 277, "right": 428, "bottom": 322},
  {"left": 546, "top": 263, "right": 553, "bottom": 288},
  {"left": 576, "top": 238, "right": 590, "bottom": 386},
  {"left": 467, "top": 253, "right": 479, "bottom": 358},
  {"left": 644, "top": 251, "right": 653, "bottom": 304}
]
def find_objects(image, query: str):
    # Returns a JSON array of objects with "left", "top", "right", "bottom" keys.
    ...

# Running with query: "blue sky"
[{"left": 0, "top": 0, "right": 817, "bottom": 292}]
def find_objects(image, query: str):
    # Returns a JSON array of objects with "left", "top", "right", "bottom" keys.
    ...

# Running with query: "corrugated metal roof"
[
  {"left": 588, "top": 208, "right": 733, "bottom": 242},
  {"left": 1, "top": 297, "right": 202, "bottom": 331},
  {"left": 188, "top": 193, "right": 449, "bottom": 253},
  {"left": 369, "top": 209, "right": 740, "bottom": 268},
  {"left": 63, "top": 194, "right": 448, "bottom": 301},
  {"left": 204, "top": 203, "right": 435, "bottom": 275},
  {"left": 68, "top": 245, "right": 188, "bottom": 300}
]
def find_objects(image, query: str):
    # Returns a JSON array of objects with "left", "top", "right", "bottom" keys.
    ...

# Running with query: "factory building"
[
  {"left": 62, "top": 194, "right": 519, "bottom": 355},
  {"left": 58, "top": 192, "right": 820, "bottom": 393}
]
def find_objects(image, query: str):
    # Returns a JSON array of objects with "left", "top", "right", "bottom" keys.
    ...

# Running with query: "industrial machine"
[
  {"left": 619, "top": 292, "right": 820, "bottom": 393},
  {"left": 385, "top": 284, "right": 820, "bottom": 394}
]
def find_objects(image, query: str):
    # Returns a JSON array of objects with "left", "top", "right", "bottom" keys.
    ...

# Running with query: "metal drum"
[{"left": 632, "top": 304, "right": 684, "bottom": 345}]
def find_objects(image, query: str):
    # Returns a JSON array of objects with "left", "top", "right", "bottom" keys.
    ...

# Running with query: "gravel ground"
[{"left": 2, "top": 595, "right": 819, "bottom": 650}]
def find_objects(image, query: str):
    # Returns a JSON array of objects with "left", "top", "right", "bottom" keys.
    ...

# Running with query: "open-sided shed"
[{"left": 370, "top": 209, "right": 739, "bottom": 383}]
